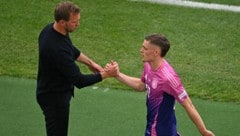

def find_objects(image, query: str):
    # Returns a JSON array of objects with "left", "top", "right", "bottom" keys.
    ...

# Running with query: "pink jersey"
[{"left": 141, "top": 59, "right": 188, "bottom": 136}]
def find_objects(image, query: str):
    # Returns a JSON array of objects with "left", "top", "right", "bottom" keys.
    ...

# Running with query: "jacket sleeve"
[{"left": 53, "top": 44, "right": 102, "bottom": 89}]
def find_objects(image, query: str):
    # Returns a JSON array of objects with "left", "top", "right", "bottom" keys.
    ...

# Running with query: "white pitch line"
[{"left": 130, "top": 0, "right": 240, "bottom": 12}]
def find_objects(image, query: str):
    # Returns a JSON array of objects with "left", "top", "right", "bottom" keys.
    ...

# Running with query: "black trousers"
[{"left": 37, "top": 92, "right": 72, "bottom": 136}]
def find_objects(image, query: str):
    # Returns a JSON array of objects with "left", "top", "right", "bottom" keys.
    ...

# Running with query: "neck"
[
  {"left": 149, "top": 57, "right": 164, "bottom": 71},
  {"left": 53, "top": 21, "right": 67, "bottom": 35}
]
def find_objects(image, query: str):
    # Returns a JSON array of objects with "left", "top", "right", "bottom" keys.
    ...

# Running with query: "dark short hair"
[
  {"left": 54, "top": 1, "right": 80, "bottom": 22},
  {"left": 145, "top": 34, "right": 170, "bottom": 57}
]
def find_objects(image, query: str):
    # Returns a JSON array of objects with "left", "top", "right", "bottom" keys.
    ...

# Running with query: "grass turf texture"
[
  {"left": 0, "top": 76, "right": 240, "bottom": 136},
  {"left": 0, "top": 0, "right": 239, "bottom": 103}
]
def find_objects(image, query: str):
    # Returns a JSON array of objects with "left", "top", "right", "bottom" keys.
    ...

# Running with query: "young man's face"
[
  {"left": 140, "top": 40, "right": 161, "bottom": 62},
  {"left": 64, "top": 13, "right": 80, "bottom": 32}
]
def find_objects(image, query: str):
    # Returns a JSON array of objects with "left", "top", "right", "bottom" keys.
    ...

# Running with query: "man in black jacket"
[{"left": 37, "top": 1, "right": 117, "bottom": 136}]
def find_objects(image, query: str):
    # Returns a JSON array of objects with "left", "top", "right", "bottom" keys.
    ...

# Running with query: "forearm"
[
  {"left": 77, "top": 53, "right": 94, "bottom": 66},
  {"left": 115, "top": 72, "right": 145, "bottom": 91},
  {"left": 77, "top": 53, "right": 103, "bottom": 73},
  {"left": 188, "top": 106, "right": 206, "bottom": 134},
  {"left": 182, "top": 98, "right": 208, "bottom": 135}
]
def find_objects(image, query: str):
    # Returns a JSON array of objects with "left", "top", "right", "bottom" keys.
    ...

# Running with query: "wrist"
[
  {"left": 114, "top": 72, "right": 122, "bottom": 80},
  {"left": 100, "top": 71, "right": 109, "bottom": 79}
]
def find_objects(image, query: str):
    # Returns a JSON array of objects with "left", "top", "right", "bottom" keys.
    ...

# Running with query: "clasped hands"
[{"left": 102, "top": 61, "right": 119, "bottom": 78}]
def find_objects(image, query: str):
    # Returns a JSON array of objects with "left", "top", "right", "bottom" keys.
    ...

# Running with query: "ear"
[
  {"left": 59, "top": 20, "right": 66, "bottom": 26},
  {"left": 154, "top": 49, "right": 161, "bottom": 56}
]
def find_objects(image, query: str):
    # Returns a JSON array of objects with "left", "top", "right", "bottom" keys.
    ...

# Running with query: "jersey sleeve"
[
  {"left": 141, "top": 63, "right": 150, "bottom": 83},
  {"left": 164, "top": 72, "right": 188, "bottom": 103},
  {"left": 141, "top": 71, "right": 145, "bottom": 83}
]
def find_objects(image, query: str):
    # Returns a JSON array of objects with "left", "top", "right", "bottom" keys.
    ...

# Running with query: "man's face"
[
  {"left": 64, "top": 13, "right": 80, "bottom": 32},
  {"left": 140, "top": 40, "right": 160, "bottom": 62}
]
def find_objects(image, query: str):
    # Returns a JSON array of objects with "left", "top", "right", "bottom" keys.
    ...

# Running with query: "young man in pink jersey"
[{"left": 108, "top": 34, "right": 214, "bottom": 136}]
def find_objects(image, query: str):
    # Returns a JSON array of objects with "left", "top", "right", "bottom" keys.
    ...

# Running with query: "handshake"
[{"left": 101, "top": 61, "right": 120, "bottom": 79}]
